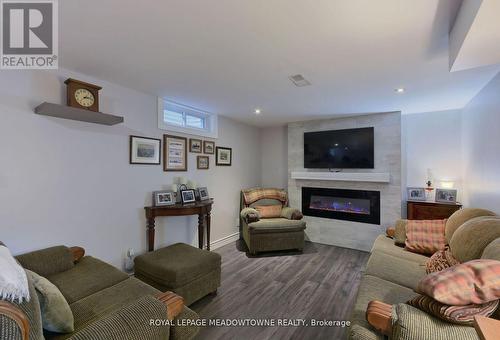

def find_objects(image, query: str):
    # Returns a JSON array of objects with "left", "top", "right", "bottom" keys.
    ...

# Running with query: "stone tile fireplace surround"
[{"left": 287, "top": 111, "right": 402, "bottom": 251}]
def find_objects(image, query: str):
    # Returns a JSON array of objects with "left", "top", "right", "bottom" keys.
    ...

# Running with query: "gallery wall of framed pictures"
[{"left": 129, "top": 133, "right": 232, "bottom": 171}]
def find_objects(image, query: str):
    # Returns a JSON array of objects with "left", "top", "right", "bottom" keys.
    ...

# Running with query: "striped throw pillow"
[
  {"left": 405, "top": 219, "right": 447, "bottom": 255},
  {"left": 416, "top": 259, "right": 500, "bottom": 305},
  {"left": 407, "top": 295, "right": 499, "bottom": 326},
  {"left": 254, "top": 205, "right": 282, "bottom": 218}
]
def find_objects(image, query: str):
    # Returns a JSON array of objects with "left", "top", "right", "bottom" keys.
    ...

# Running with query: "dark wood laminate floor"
[{"left": 191, "top": 240, "right": 369, "bottom": 340}]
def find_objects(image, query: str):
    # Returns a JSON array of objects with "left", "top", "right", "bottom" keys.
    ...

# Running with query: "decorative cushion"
[
  {"left": 445, "top": 208, "right": 496, "bottom": 243},
  {"left": 416, "top": 259, "right": 500, "bottom": 305},
  {"left": 26, "top": 269, "right": 74, "bottom": 333},
  {"left": 254, "top": 205, "right": 282, "bottom": 218},
  {"left": 425, "top": 249, "right": 460, "bottom": 274},
  {"left": 394, "top": 219, "right": 408, "bottom": 246},
  {"left": 405, "top": 219, "right": 447, "bottom": 255},
  {"left": 407, "top": 295, "right": 499, "bottom": 326},
  {"left": 450, "top": 216, "right": 500, "bottom": 262},
  {"left": 482, "top": 238, "right": 500, "bottom": 261}
]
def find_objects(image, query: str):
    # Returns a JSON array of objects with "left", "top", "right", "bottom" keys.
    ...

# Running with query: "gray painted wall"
[
  {"left": 0, "top": 69, "right": 261, "bottom": 268},
  {"left": 462, "top": 72, "right": 500, "bottom": 214},
  {"left": 402, "top": 110, "right": 463, "bottom": 202},
  {"left": 288, "top": 112, "right": 402, "bottom": 251},
  {"left": 260, "top": 126, "right": 288, "bottom": 189}
]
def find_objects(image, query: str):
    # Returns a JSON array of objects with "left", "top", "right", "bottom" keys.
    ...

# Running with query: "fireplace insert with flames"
[{"left": 302, "top": 187, "right": 380, "bottom": 224}]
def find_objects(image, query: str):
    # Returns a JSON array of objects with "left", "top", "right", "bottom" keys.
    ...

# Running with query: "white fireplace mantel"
[{"left": 291, "top": 171, "right": 390, "bottom": 183}]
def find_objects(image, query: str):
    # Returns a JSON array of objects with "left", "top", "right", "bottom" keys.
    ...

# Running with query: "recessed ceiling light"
[
  {"left": 254, "top": 108, "right": 261, "bottom": 115},
  {"left": 395, "top": 88, "right": 405, "bottom": 93}
]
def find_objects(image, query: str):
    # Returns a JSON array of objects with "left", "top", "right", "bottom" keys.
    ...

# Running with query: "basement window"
[{"left": 158, "top": 98, "right": 218, "bottom": 138}]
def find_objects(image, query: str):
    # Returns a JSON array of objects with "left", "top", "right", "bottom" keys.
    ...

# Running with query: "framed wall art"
[
  {"left": 197, "top": 156, "right": 209, "bottom": 169},
  {"left": 216, "top": 146, "right": 232, "bottom": 166},
  {"left": 163, "top": 135, "right": 187, "bottom": 171},
  {"left": 129, "top": 135, "right": 161, "bottom": 165},
  {"left": 189, "top": 138, "right": 202, "bottom": 153},
  {"left": 203, "top": 140, "right": 215, "bottom": 154}
]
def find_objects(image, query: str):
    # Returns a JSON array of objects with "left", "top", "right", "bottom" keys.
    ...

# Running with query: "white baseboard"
[{"left": 207, "top": 232, "right": 239, "bottom": 250}]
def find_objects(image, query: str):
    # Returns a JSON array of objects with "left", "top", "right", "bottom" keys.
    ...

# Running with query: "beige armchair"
[{"left": 240, "top": 188, "right": 306, "bottom": 255}]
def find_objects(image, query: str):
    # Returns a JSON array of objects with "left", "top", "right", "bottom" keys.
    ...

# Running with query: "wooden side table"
[
  {"left": 407, "top": 200, "right": 462, "bottom": 220},
  {"left": 144, "top": 199, "right": 213, "bottom": 251}
]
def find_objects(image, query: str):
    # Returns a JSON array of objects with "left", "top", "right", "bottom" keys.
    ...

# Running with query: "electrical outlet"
[{"left": 127, "top": 248, "right": 135, "bottom": 258}]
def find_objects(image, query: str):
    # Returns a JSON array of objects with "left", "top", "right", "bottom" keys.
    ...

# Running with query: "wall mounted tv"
[{"left": 304, "top": 127, "right": 374, "bottom": 169}]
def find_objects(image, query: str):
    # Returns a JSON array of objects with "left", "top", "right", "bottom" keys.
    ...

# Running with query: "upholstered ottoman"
[{"left": 134, "top": 243, "right": 221, "bottom": 306}]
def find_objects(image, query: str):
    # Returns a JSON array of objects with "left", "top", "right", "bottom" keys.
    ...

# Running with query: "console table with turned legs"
[{"left": 144, "top": 199, "right": 213, "bottom": 251}]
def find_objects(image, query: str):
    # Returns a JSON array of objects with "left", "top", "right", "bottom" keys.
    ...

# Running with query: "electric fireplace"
[{"left": 302, "top": 187, "right": 380, "bottom": 224}]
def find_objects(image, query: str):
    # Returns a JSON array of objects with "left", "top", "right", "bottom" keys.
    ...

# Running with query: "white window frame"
[{"left": 157, "top": 98, "right": 218, "bottom": 138}]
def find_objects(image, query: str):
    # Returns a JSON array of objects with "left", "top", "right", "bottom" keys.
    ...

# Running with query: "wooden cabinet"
[{"left": 407, "top": 201, "right": 462, "bottom": 220}]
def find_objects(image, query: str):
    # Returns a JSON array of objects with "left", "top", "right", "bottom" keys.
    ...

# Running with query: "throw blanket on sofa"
[
  {"left": 0, "top": 245, "right": 30, "bottom": 302},
  {"left": 242, "top": 188, "right": 288, "bottom": 206}
]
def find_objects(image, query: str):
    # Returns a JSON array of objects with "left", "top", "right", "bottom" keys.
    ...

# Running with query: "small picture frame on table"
[
  {"left": 180, "top": 189, "right": 196, "bottom": 204},
  {"left": 153, "top": 191, "right": 175, "bottom": 206},
  {"left": 198, "top": 187, "right": 209, "bottom": 201},
  {"left": 130, "top": 136, "right": 161, "bottom": 165},
  {"left": 407, "top": 187, "right": 426, "bottom": 201},
  {"left": 435, "top": 189, "right": 457, "bottom": 204},
  {"left": 189, "top": 139, "right": 202, "bottom": 153}
]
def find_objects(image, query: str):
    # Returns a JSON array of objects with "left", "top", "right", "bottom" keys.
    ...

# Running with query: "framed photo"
[
  {"left": 153, "top": 191, "right": 175, "bottom": 206},
  {"left": 435, "top": 189, "right": 457, "bottom": 203},
  {"left": 163, "top": 135, "right": 187, "bottom": 171},
  {"left": 407, "top": 187, "right": 426, "bottom": 201},
  {"left": 197, "top": 156, "right": 209, "bottom": 169},
  {"left": 130, "top": 136, "right": 161, "bottom": 165},
  {"left": 216, "top": 146, "right": 232, "bottom": 166},
  {"left": 203, "top": 141, "right": 215, "bottom": 154},
  {"left": 198, "top": 187, "right": 209, "bottom": 201},
  {"left": 189, "top": 138, "right": 202, "bottom": 153},
  {"left": 180, "top": 189, "right": 196, "bottom": 204}
]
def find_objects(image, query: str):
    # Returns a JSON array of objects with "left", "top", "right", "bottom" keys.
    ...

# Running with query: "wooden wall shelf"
[{"left": 34, "top": 102, "right": 124, "bottom": 126}]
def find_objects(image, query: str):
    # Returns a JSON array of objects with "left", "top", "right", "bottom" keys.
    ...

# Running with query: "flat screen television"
[{"left": 304, "top": 127, "right": 374, "bottom": 169}]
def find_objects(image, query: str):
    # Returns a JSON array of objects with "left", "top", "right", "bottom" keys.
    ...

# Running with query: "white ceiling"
[
  {"left": 450, "top": 0, "right": 500, "bottom": 72},
  {"left": 59, "top": 0, "right": 500, "bottom": 126}
]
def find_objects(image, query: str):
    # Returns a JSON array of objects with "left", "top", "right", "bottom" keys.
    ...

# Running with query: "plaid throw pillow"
[
  {"left": 407, "top": 295, "right": 499, "bottom": 326},
  {"left": 405, "top": 219, "right": 447, "bottom": 255},
  {"left": 425, "top": 249, "right": 460, "bottom": 274},
  {"left": 254, "top": 205, "right": 282, "bottom": 218},
  {"left": 416, "top": 259, "right": 500, "bottom": 305}
]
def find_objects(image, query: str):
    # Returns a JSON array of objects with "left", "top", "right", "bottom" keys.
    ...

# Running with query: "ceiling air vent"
[{"left": 289, "top": 74, "right": 311, "bottom": 87}]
